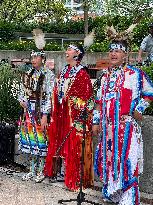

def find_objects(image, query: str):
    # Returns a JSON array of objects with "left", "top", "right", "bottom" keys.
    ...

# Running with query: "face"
[
  {"left": 108, "top": 49, "right": 126, "bottom": 67},
  {"left": 31, "top": 56, "right": 43, "bottom": 70},
  {"left": 65, "top": 47, "right": 78, "bottom": 63}
]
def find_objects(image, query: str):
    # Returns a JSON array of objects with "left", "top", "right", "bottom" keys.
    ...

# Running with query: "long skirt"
[{"left": 19, "top": 102, "right": 48, "bottom": 157}]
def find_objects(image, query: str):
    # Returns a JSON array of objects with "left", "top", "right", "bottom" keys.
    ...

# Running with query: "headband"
[
  {"left": 68, "top": 44, "right": 82, "bottom": 53},
  {"left": 31, "top": 50, "right": 45, "bottom": 57},
  {"left": 109, "top": 43, "right": 126, "bottom": 52}
]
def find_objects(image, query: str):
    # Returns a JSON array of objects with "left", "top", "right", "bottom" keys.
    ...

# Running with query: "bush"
[
  {"left": 0, "top": 21, "right": 16, "bottom": 42},
  {"left": 0, "top": 40, "right": 63, "bottom": 51},
  {"left": 141, "top": 64, "right": 153, "bottom": 115},
  {"left": 0, "top": 63, "right": 21, "bottom": 123},
  {"left": 0, "top": 16, "right": 152, "bottom": 52},
  {"left": 90, "top": 40, "right": 109, "bottom": 52}
]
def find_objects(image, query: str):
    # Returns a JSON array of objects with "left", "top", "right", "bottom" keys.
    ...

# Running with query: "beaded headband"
[
  {"left": 31, "top": 50, "right": 45, "bottom": 57},
  {"left": 109, "top": 43, "right": 126, "bottom": 52},
  {"left": 68, "top": 44, "right": 82, "bottom": 53}
]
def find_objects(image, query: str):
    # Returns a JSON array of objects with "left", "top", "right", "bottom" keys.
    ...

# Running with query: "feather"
[
  {"left": 125, "top": 23, "right": 137, "bottom": 34},
  {"left": 106, "top": 23, "right": 137, "bottom": 42},
  {"left": 84, "top": 29, "right": 95, "bottom": 48},
  {"left": 106, "top": 25, "right": 117, "bottom": 40},
  {"left": 32, "top": 29, "right": 46, "bottom": 50}
]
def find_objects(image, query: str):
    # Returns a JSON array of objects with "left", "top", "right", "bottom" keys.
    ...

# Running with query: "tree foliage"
[
  {"left": 103, "top": 0, "right": 153, "bottom": 21},
  {"left": 0, "top": 0, "right": 68, "bottom": 23},
  {"left": 89, "top": 0, "right": 105, "bottom": 15}
]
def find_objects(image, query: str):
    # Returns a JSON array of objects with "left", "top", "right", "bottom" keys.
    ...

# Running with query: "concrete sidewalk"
[
  {"left": 0, "top": 166, "right": 107, "bottom": 205},
  {"left": 0, "top": 166, "right": 152, "bottom": 205}
]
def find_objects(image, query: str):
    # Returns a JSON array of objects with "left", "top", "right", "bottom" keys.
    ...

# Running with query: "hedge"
[
  {"left": 0, "top": 16, "right": 152, "bottom": 48},
  {"left": 141, "top": 64, "right": 153, "bottom": 115}
]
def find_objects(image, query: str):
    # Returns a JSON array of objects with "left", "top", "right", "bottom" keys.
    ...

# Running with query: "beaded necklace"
[
  {"left": 104, "top": 65, "right": 126, "bottom": 100},
  {"left": 58, "top": 64, "right": 83, "bottom": 103}
]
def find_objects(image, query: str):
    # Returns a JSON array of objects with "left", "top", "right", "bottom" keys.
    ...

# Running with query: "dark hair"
[
  {"left": 26, "top": 69, "right": 45, "bottom": 124},
  {"left": 77, "top": 44, "right": 85, "bottom": 61}
]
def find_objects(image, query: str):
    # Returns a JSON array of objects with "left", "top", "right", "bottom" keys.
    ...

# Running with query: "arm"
[
  {"left": 137, "top": 36, "right": 148, "bottom": 63},
  {"left": 92, "top": 104, "right": 101, "bottom": 136},
  {"left": 41, "top": 70, "right": 55, "bottom": 131},
  {"left": 134, "top": 71, "right": 153, "bottom": 121},
  {"left": 92, "top": 81, "right": 102, "bottom": 136},
  {"left": 133, "top": 98, "right": 150, "bottom": 121},
  {"left": 42, "top": 70, "right": 55, "bottom": 114},
  {"left": 18, "top": 79, "right": 28, "bottom": 109}
]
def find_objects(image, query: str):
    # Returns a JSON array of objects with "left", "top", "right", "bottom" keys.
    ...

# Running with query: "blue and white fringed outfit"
[{"left": 94, "top": 65, "right": 153, "bottom": 205}]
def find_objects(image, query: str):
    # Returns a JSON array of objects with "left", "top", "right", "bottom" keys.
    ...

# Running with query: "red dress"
[{"left": 44, "top": 64, "right": 94, "bottom": 190}]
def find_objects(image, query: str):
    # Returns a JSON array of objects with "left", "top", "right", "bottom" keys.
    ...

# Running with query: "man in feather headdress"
[
  {"left": 44, "top": 32, "right": 95, "bottom": 191},
  {"left": 93, "top": 25, "right": 153, "bottom": 204},
  {"left": 18, "top": 29, "right": 55, "bottom": 183}
]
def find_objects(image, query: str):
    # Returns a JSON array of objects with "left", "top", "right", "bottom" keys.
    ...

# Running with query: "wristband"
[
  {"left": 93, "top": 110, "right": 100, "bottom": 125},
  {"left": 135, "top": 98, "right": 150, "bottom": 114}
]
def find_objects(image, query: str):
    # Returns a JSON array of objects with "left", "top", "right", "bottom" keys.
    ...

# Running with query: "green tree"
[
  {"left": 103, "top": 0, "right": 153, "bottom": 21},
  {"left": 0, "top": 0, "right": 68, "bottom": 23},
  {"left": 0, "top": 0, "right": 34, "bottom": 22},
  {"left": 89, "top": 0, "right": 105, "bottom": 15},
  {"left": 31, "top": 0, "right": 68, "bottom": 23}
]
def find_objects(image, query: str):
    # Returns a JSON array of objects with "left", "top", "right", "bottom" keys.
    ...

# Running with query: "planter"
[
  {"left": 0, "top": 123, "right": 15, "bottom": 165},
  {"left": 139, "top": 115, "right": 153, "bottom": 193}
]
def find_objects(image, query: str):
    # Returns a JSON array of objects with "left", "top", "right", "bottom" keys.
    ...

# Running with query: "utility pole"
[{"left": 84, "top": 0, "right": 89, "bottom": 37}]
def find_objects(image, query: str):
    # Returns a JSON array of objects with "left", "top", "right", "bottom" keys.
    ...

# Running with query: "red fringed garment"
[{"left": 45, "top": 64, "right": 94, "bottom": 190}]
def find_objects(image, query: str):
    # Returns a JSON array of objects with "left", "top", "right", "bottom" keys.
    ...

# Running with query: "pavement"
[
  {"left": 0, "top": 165, "right": 153, "bottom": 205},
  {"left": 0, "top": 164, "right": 108, "bottom": 205}
]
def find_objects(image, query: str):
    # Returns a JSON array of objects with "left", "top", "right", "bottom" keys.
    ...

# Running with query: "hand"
[
  {"left": 41, "top": 114, "right": 48, "bottom": 131},
  {"left": 133, "top": 110, "right": 143, "bottom": 121},
  {"left": 92, "top": 124, "right": 100, "bottom": 136},
  {"left": 20, "top": 100, "right": 27, "bottom": 109}
]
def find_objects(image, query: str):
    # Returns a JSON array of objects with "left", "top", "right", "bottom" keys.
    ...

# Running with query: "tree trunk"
[{"left": 84, "top": 0, "right": 88, "bottom": 37}]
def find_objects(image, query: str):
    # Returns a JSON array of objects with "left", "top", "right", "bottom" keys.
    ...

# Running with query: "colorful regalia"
[
  {"left": 45, "top": 63, "right": 94, "bottom": 190},
  {"left": 18, "top": 28, "right": 55, "bottom": 183},
  {"left": 94, "top": 65, "right": 153, "bottom": 204},
  {"left": 18, "top": 66, "right": 55, "bottom": 157}
]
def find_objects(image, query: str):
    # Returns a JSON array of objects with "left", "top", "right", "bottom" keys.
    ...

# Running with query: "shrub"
[
  {"left": 90, "top": 40, "right": 109, "bottom": 52},
  {"left": 141, "top": 64, "right": 153, "bottom": 115},
  {"left": 0, "top": 16, "right": 153, "bottom": 52},
  {"left": 0, "top": 21, "right": 16, "bottom": 42},
  {"left": 0, "top": 63, "right": 21, "bottom": 123},
  {"left": 0, "top": 40, "right": 62, "bottom": 51}
]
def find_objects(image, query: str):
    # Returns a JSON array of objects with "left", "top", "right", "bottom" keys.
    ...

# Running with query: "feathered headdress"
[
  {"left": 31, "top": 28, "right": 46, "bottom": 57},
  {"left": 106, "top": 24, "right": 137, "bottom": 51},
  {"left": 68, "top": 30, "right": 95, "bottom": 61}
]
